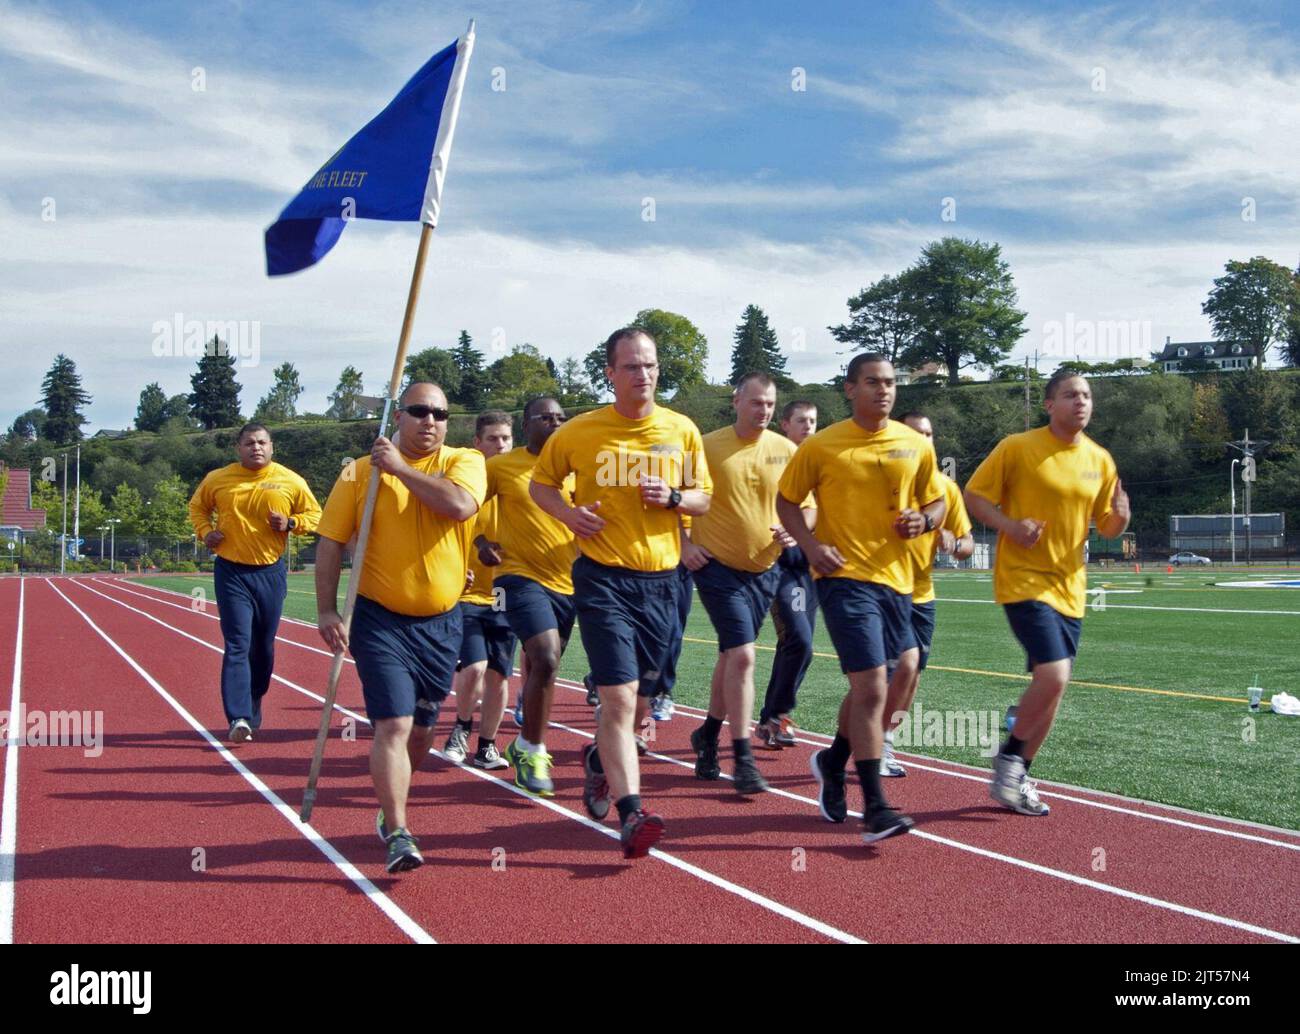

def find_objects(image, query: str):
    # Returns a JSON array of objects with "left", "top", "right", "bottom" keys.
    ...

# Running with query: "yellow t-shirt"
[
  {"left": 778, "top": 418, "right": 942, "bottom": 595},
  {"left": 909, "top": 474, "right": 973, "bottom": 605},
  {"left": 188, "top": 461, "right": 321, "bottom": 566},
  {"left": 316, "top": 446, "right": 487, "bottom": 617},
  {"left": 532, "top": 404, "right": 713, "bottom": 573},
  {"left": 691, "top": 427, "right": 798, "bottom": 574},
  {"left": 461, "top": 498, "right": 500, "bottom": 607},
  {"left": 964, "top": 426, "right": 1119, "bottom": 618},
  {"left": 485, "top": 446, "right": 578, "bottom": 595}
]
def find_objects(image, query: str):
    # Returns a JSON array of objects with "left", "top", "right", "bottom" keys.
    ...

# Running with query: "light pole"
[
  {"left": 98, "top": 524, "right": 108, "bottom": 560},
  {"left": 1229, "top": 459, "right": 1239, "bottom": 564},
  {"left": 108, "top": 518, "right": 121, "bottom": 572}
]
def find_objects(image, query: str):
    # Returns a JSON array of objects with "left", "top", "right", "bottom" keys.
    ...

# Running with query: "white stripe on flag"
[{"left": 422, "top": 19, "right": 476, "bottom": 227}]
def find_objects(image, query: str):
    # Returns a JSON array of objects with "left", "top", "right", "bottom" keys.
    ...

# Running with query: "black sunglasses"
[{"left": 400, "top": 404, "right": 450, "bottom": 421}]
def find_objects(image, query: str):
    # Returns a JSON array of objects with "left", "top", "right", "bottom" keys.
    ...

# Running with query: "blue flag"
[{"left": 265, "top": 27, "right": 475, "bottom": 276}]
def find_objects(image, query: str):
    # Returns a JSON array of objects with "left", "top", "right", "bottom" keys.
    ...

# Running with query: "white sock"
[
  {"left": 517, "top": 736, "right": 545, "bottom": 754},
  {"left": 884, "top": 730, "right": 895, "bottom": 745}
]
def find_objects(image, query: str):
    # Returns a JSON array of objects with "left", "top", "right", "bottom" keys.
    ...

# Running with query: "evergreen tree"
[
  {"left": 40, "top": 354, "right": 92, "bottom": 444},
  {"left": 404, "top": 346, "right": 461, "bottom": 398},
  {"left": 728, "top": 305, "right": 791, "bottom": 386},
  {"left": 8, "top": 408, "right": 46, "bottom": 441},
  {"left": 254, "top": 362, "right": 304, "bottom": 423},
  {"left": 136, "top": 383, "right": 169, "bottom": 432},
  {"left": 327, "top": 366, "right": 366, "bottom": 419},
  {"left": 189, "top": 337, "right": 242, "bottom": 429},
  {"left": 449, "top": 331, "right": 488, "bottom": 409}
]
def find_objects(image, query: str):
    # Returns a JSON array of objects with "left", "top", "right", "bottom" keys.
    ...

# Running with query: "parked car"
[{"left": 1169, "top": 551, "right": 1211, "bottom": 565}]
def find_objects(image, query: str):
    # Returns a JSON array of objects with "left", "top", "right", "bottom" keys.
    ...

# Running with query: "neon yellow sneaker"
[{"left": 505, "top": 738, "right": 555, "bottom": 797}]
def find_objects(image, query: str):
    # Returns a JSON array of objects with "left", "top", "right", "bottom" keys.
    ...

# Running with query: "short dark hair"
[
  {"left": 604, "top": 326, "right": 655, "bottom": 367},
  {"left": 237, "top": 422, "right": 270, "bottom": 443},
  {"left": 781, "top": 399, "right": 816, "bottom": 422},
  {"left": 523, "top": 396, "right": 560, "bottom": 422},
  {"left": 1045, "top": 367, "right": 1087, "bottom": 399},
  {"left": 733, "top": 371, "right": 775, "bottom": 394},
  {"left": 475, "top": 410, "right": 512, "bottom": 437},
  {"left": 845, "top": 352, "right": 891, "bottom": 383}
]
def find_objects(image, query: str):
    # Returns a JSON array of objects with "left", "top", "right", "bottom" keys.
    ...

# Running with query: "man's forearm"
[
  {"left": 920, "top": 495, "right": 947, "bottom": 529},
  {"left": 964, "top": 490, "right": 1015, "bottom": 538},
  {"left": 1098, "top": 512, "right": 1130, "bottom": 539},
  {"left": 395, "top": 467, "right": 477, "bottom": 521},
  {"left": 675, "top": 489, "right": 710, "bottom": 517},
  {"left": 777, "top": 496, "right": 819, "bottom": 554},
  {"left": 529, "top": 481, "right": 570, "bottom": 522},
  {"left": 315, "top": 537, "right": 344, "bottom": 614}
]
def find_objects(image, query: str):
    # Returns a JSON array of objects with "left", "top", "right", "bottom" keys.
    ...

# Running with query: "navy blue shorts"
[
  {"left": 817, "top": 578, "right": 916, "bottom": 674},
  {"left": 912, "top": 600, "right": 936, "bottom": 671},
  {"left": 572, "top": 555, "right": 678, "bottom": 691},
  {"left": 495, "top": 574, "right": 576, "bottom": 646},
  {"left": 349, "top": 595, "right": 460, "bottom": 727},
  {"left": 693, "top": 559, "right": 779, "bottom": 652},
  {"left": 458, "top": 600, "right": 518, "bottom": 676},
  {"left": 1004, "top": 601, "right": 1082, "bottom": 670}
]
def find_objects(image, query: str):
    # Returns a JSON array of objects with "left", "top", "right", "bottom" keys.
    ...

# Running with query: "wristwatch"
[
  {"left": 287, "top": 517, "right": 297, "bottom": 531},
  {"left": 665, "top": 488, "right": 683, "bottom": 510},
  {"left": 923, "top": 513, "right": 936, "bottom": 533}
]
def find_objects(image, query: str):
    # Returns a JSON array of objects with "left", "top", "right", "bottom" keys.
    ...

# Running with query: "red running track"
[{"left": 2, "top": 574, "right": 1297, "bottom": 944}]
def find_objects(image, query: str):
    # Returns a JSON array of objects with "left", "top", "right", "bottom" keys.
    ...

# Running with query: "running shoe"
[
  {"left": 990, "top": 753, "right": 1050, "bottom": 816},
  {"left": 385, "top": 828, "right": 423, "bottom": 873},
  {"left": 880, "top": 735, "right": 907, "bottom": 778},
  {"left": 472, "top": 742, "right": 509, "bottom": 770},
  {"left": 732, "top": 756, "right": 769, "bottom": 795},
  {"left": 651, "top": 693, "right": 674, "bottom": 722},
  {"left": 689, "top": 726, "right": 721, "bottom": 780},
  {"left": 443, "top": 724, "right": 470, "bottom": 765},
  {"left": 581, "top": 743, "right": 610, "bottom": 820},
  {"left": 753, "top": 719, "right": 783, "bottom": 751},
  {"left": 861, "top": 805, "right": 914, "bottom": 844},
  {"left": 620, "top": 808, "right": 665, "bottom": 859},
  {"left": 229, "top": 718, "right": 252, "bottom": 744},
  {"left": 810, "top": 749, "right": 847, "bottom": 823},
  {"left": 583, "top": 673, "right": 599, "bottom": 707},
  {"left": 775, "top": 716, "right": 798, "bottom": 747},
  {"left": 375, "top": 808, "right": 389, "bottom": 843},
  {"left": 505, "top": 738, "right": 555, "bottom": 797}
]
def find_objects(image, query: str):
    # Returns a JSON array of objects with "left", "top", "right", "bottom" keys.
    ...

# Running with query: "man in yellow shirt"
[
  {"left": 964, "top": 369, "right": 1128, "bottom": 817},
  {"left": 756, "top": 399, "right": 819, "bottom": 749},
  {"left": 444, "top": 412, "right": 516, "bottom": 771},
  {"left": 486, "top": 397, "right": 578, "bottom": 797},
  {"left": 777, "top": 354, "right": 945, "bottom": 844},
  {"left": 531, "top": 327, "right": 712, "bottom": 859},
  {"left": 881, "top": 412, "right": 975, "bottom": 777},
  {"left": 682, "top": 372, "right": 800, "bottom": 795},
  {"left": 188, "top": 422, "right": 320, "bottom": 744},
  {"left": 315, "top": 382, "right": 486, "bottom": 873}
]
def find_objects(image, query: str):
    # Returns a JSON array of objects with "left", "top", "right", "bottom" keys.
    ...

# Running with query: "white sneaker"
[
  {"left": 229, "top": 719, "right": 253, "bottom": 744},
  {"left": 880, "top": 736, "right": 906, "bottom": 777},
  {"left": 990, "top": 753, "right": 1050, "bottom": 816},
  {"left": 444, "top": 724, "right": 470, "bottom": 764}
]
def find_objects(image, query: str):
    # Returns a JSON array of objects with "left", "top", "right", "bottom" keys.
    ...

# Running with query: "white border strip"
[
  {"left": 0, "top": 579, "right": 25, "bottom": 944},
  {"left": 46, "top": 579, "right": 435, "bottom": 945}
]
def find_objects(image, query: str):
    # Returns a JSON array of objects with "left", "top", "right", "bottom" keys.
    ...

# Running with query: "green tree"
[
  {"left": 728, "top": 304, "right": 792, "bottom": 386},
  {"left": 40, "top": 354, "right": 92, "bottom": 444},
  {"left": 189, "top": 338, "right": 242, "bottom": 429},
  {"left": 556, "top": 356, "right": 598, "bottom": 407},
  {"left": 136, "top": 383, "right": 169, "bottom": 432},
  {"left": 326, "top": 366, "right": 366, "bottom": 419},
  {"left": 163, "top": 394, "right": 199, "bottom": 432},
  {"left": 1219, "top": 367, "right": 1297, "bottom": 457},
  {"left": 109, "top": 482, "right": 146, "bottom": 537},
  {"left": 404, "top": 346, "right": 461, "bottom": 397},
  {"left": 1202, "top": 256, "right": 1300, "bottom": 365},
  {"left": 1284, "top": 260, "right": 1300, "bottom": 367},
  {"left": 1188, "top": 381, "right": 1231, "bottom": 463},
  {"left": 254, "top": 362, "right": 304, "bottom": 423},
  {"left": 829, "top": 270, "right": 919, "bottom": 363},
  {"left": 583, "top": 309, "right": 710, "bottom": 398},
  {"left": 8, "top": 408, "right": 45, "bottom": 441},
  {"left": 900, "top": 238, "right": 1028, "bottom": 385},
  {"left": 485, "top": 345, "right": 559, "bottom": 409},
  {"left": 143, "top": 474, "right": 192, "bottom": 540},
  {"left": 449, "top": 330, "right": 488, "bottom": 408}
]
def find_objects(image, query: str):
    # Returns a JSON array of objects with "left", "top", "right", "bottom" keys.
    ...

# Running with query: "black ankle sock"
[
  {"left": 733, "top": 738, "right": 752, "bottom": 761},
  {"left": 477, "top": 736, "right": 494, "bottom": 752},
  {"left": 455, "top": 716, "right": 473, "bottom": 732},
  {"left": 701, "top": 714, "right": 723, "bottom": 742},
  {"left": 1002, "top": 734, "right": 1026, "bottom": 758},
  {"left": 615, "top": 794, "right": 642, "bottom": 823},
  {"left": 587, "top": 746, "right": 603, "bottom": 774},
  {"left": 826, "top": 732, "right": 852, "bottom": 771},
  {"left": 855, "top": 759, "right": 885, "bottom": 811}
]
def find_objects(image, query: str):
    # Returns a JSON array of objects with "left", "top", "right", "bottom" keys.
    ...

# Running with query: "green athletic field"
[{"left": 131, "top": 568, "right": 1300, "bottom": 831}]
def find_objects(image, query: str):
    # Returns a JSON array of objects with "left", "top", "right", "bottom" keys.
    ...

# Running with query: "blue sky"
[{"left": 3, "top": 0, "right": 1299, "bottom": 431}]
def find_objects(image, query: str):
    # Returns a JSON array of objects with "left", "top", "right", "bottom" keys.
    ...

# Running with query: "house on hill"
[
  {"left": 1153, "top": 338, "right": 1262, "bottom": 373},
  {"left": 0, "top": 463, "right": 48, "bottom": 543}
]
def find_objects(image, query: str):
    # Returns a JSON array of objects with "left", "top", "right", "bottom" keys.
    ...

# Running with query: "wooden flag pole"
[{"left": 300, "top": 221, "right": 434, "bottom": 822}]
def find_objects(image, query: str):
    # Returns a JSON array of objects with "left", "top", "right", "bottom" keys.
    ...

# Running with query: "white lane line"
[
  {"left": 48, "top": 579, "right": 435, "bottom": 945},
  {"left": 938, "top": 597, "right": 1300, "bottom": 617},
  {"left": 0, "top": 579, "right": 25, "bottom": 944},
  {"left": 72, "top": 579, "right": 863, "bottom": 945},
  {"left": 532, "top": 711, "right": 1299, "bottom": 943},
  {"left": 103, "top": 579, "right": 1300, "bottom": 849}
]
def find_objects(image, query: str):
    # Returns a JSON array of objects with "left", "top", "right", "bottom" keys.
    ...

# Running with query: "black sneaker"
[
  {"left": 385, "top": 828, "right": 423, "bottom": 873},
  {"left": 810, "top": 749, "right": 847, "bottom": 823},
  {"left": 581, "top": 744, "right": 610, "bottom": 821},
  {"left": 620, "top": 808, "right": 665, "bottom": 859},
  {"left": 583, "top": 673, "right": 599, "bottom": 707},
  {"left": 690, "top": 726, "right": 721, "bottom": 781},
  {"left": 862, "top": 805, "right": 914, "bottom": 844},
  {"left": 733, "top": 756, "right": 769, "bottom": 795}
]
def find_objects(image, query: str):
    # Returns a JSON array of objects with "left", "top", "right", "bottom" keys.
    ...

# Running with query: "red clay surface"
[{"left": 2, "top": 574, "right": 1297, "bottom": 944}]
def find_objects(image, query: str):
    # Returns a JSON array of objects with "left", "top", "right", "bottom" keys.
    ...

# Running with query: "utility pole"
[
  {"left": 1228, "top": 429, "right": 1266, "bottom": 565},
  {"left": 1024, "top": 354, "right": 1031, "bottom": 430},
  {"left": 60, "top": 451, "right": 68, "bottom": 575}
]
